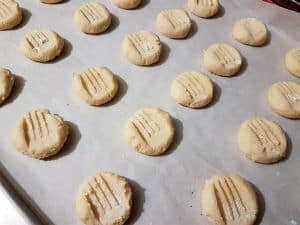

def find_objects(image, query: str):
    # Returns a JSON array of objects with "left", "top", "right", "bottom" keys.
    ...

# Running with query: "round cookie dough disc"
[
  {"left": 122, "top": 31, "right": 162, "bottom": 66},
  {"left": 268, "top": 81, "right": 300, "bottom": 119},
  {"left": 203, "top": 43, "right": 242, "bottom": 77},
  {"left": 74, "top": 2, "right": 111, "bottom": 34},
  {"left": 187, "top": 0, "right": 219, "bottom": 18},
  {"left": 232, "top": 18, "right": 268, "bottom": 46},
  {"left": 156, "top": 9, "right": 192, "bottom": 39},
  {"left": 72, "top": 67, "right": 119, "bottom": 106},
  {"left": 171, "top": 71, "right": 213, "bottom": 108},
  {"left": 0, "top": 67, "right": 14, "bottom": 105},
  {"left": 113, "top": 0, "right": 141, "bottom": 9},
  {"left": 238, "top": 118, "right": 287, "bottom": 163},
  {"left": 40, "top": 0, "right": 64, "bottom": 3},
  {"left": 0, "top": 0, "right": 22, "bottom": 30},
  {"left": 201, "top": 174, "right": 258, "bottom": 225},
  {"left": 285, "top": 48, "right": 300, "bottom": 77},
  {"left": 20, "top": 30, "right": 64, "bottom": 63},
  {"left": 12, "top": 109, "right": 69, "bottom": 159},
  {"left": 125, "top": 108, "right": 175, "bottom": 156},
  {"left": 76, "top": 172, "right": 132, "bottom": 225}
]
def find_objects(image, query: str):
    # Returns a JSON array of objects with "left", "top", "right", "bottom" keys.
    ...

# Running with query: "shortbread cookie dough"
[
  {"left": 122, "top": 31, "right": 162, "bottom": 66},
  {"left": 268, "top": 81, "right": 300, "bottom": 119},
  {"left": 20, "top": 30, "right": 64, "bottom": 63},
  {"left": 171, "top": 71, "right": 213, "bottom": 108},
  {"left": 76, "top": 172, "right": 132, "bottom": 225},
  {"left": 72, "top": 67, "right": 119, "bottom": 106},
  {"left": 74, "top": 2, "right": 111, "bottom": 34},
  {"left": 232, "top": 18, "right": 267, "bottom": 46},
  {"left": 0, "top": 0, "right": 22, "bottom": 30},
  {"left": 113, "top": 0, "right": 141, "bottom": 9},
  {"left": 125, "top": 108, "right": 175, "bottom": 156},
  {"left": 40, "top": 0, "right": 64, "bottom": 3},
  {"left": 203, "top": 43, "right": 242, "bottom": 77},
  {"left": 0, "top": 67, "right": 14, "bottom": 105},
  {"left": 12, "top": 109, "right": 69, "bottom": 159},
  {"left": 187, "top": 0, "right": 219, "bottom": 18},
  {"left": 238, "top": 118, "right": 287, "bottom": 163},
  {"left": 156, "top": 9, "right": 192, "bottom": 39},
  {"left": 202, "top": 174, "right": 258, "bottom": 225},
  {"left": 285, "top": 48, "right": 300, "bottom": 77}
]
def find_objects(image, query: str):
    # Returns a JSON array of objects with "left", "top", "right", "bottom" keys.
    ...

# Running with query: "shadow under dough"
[
  {"left": 1, "top": 75, "right": 26, "bottom": 107},
  {"left": 125, "top": 178, "right": 145, "bottom": 225},
  {"left": 46, "top": 121, "right": 81, "bottom": 160},
  {"left": 164, "top": 117, "right": 184, "bottom": 156},
  {"left": 252, "top": 183, "right": 265, "bottom": 225},
  {"left": 49, "top": 38, "right": 73, "bottom": 64},
  {"left": 152, "top": 42, "right": 170, "bottom": 67},
  {"left": 15, "top": 8, "right": 32, "bottom": 30},
  {"left": 102, "top": 75, "right": 128, "bottom": 107},
  {"left": 185, "top": 19, "right": 198, "bottom": 40}
]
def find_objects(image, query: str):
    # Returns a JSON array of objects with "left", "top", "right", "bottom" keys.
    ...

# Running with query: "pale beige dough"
[
  {"left": 268, "top": 81, "right": 300, "bottom": 119},
  {"left": 76, "top": 172, "right": 132, "bottom": 225},
  {"left": 187, "top": 0, "right": 219, "bottom": 18},
  {"left": 171, "top": 71, "right": 213, "bottom": 108},
  {"left": 125, "top": 108, "right": 175, "bottom": 156},
  {"left": 20, "top": 30, "right": 64, "bottom": 63},
  {"left": 74, "top": 2, "right": 111, "bottom": 34},
  {"left": 232, "top": 18, "right": 267, "bottom": 46},
  {"left": 238, "top": 118, "right": 287, "bottom": 164},
  {"left": 113, "top": 0, "right": 141, "bottom": 9},
  {"left": 72, "top": 67, "right": 119, "bottom": 106},
  {"left": 12, "top": 109, "right": 69, "bottom": 159},
  {"left": 0, "top": 67, "right": 14, "bottom": 105},
  {"left": 40, "top": 0, "right": 64, "bottom": 3},
  {"left": 203, "top": 43, "right": 242, "bottom": 77},
  {"left": 285, "top": 48, "right": 300, "bottom": 78},
  {"left": 122, "top": 31, "right": 162, "bottom": 66},
  {"left": 0, "top": 0, "right": 22, "bottom": 30},
  {"left": 201, "top": 174, "right": 258, "bottom": 225},
  {"left": 156, "top": 9, "right": 192, "bottom": 39}
]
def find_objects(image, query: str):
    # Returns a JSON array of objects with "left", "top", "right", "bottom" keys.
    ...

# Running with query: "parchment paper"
[{"left": 0, "top": 0, "right": 299, "bottom": 224}]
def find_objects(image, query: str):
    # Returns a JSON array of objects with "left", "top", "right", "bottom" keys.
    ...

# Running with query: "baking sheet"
[{"left": 0, "top": 0, "right": 299, "bottom": 224}]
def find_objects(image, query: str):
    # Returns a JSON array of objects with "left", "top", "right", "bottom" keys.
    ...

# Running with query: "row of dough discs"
[
  {"left": 0, "top": 0, "right": 299, "bottom": 225},
  {"left": 1, "top": 0, "right": 300, "bottom": 74},
  {"left": 4, "top": 68, "right": 297, "bottom": 162}
]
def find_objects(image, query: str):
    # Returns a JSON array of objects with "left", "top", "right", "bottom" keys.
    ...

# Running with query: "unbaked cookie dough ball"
[
  {"left": 232, "top": 18, "right": 268, "bottom": 46},
  {"left": 268, "top": 81, "right": 300, "bottom": 119},
  {"left": 156, "top": 9, "right": 192, "bottom": 39},
  {"left": 122, "top": 31, "right": 162, "bottom": 66},
  {"left": 0, "top": 0, "right": 22, "bottom": 30},
  {"left": 74, "top": 2, "right": 112, "bottom": 34},
  {"left": 171, "top": 71, "right": 213, "bottom": 108},
  {"left": 202, "top": 174, "right": 258, "bottom": 225},
  {"left": 113, "top": 0, "right": 141, "bottom": 9},
  {"left": 0, "top": 67, "right": 14, "bottom": 105},
  {"left": 238, "top": 118, "right": 287, "bottom": 163},
  {"left": 72, "top": 66, "right": 119, "bottom": 106},
  {"left": 203, "top": 43, "right": 242, "bottom": 76},
  {"left": 76, "top": 172, "right": 132, "bottom": 225},
  {"left": 285, "top": 48, "right": 300, "bottom": 78},
  {"left": 125, "top": 108, "right": 175, "bottom": 156},
  {"left": 12, "top": 109, "right": 69, "bottom": 159},
  {"left": 187, "top": 0, "right": 219, "bottom": 18},
  {"left": 20, "top": 30, "right": 64, "bottom": 63}
]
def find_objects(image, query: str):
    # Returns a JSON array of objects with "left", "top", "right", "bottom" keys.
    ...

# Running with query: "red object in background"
[{"left": 264, "top": 0, "right": 300, "bottom": 12}]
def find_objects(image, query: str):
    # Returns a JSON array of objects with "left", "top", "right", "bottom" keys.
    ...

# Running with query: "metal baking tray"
[{"left": 0, "top": 0, "right": 299, "bottom": 224}]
